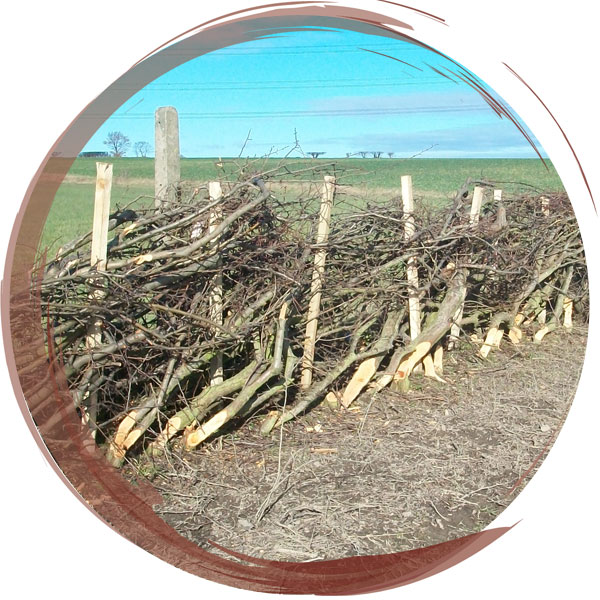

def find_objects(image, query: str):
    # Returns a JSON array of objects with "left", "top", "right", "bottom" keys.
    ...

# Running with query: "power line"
[
  {"left": 85, "top": 104, "right": 490, "bottom": 121},
  {"left": 113, "top": 81, "right": 446, "bottom": 93},
  {"left": 114, "top": 79, "right": 445, "bottom": 93}
]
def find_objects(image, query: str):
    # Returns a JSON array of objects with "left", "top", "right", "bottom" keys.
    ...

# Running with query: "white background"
[{"left": 1, "top": 1, "right": 598, "bottom": 598}]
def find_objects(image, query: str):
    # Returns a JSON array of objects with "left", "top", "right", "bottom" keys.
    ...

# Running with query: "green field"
[{"left": 40, "top": 157, "right": 565, "bottom": 253}]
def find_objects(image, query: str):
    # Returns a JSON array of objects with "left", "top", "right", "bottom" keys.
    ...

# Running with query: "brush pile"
[{"left": 37, "top": 162, "right": 587, "bottom": 467}]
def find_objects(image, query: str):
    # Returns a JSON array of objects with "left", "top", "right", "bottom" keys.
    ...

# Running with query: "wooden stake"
[
  {"left": 469, "top": 185, "right": 484, "bottom": 226},
  {"left": 208, "top": 181, "right": 224, "bottom": 386},
  {"left": 402, "top": 175, "right": 421, "bottom": 342},
  {"left": 301, "top": 175, "right": 335, "bottom": 389},
  {"left": 449, "top": 186, "right": 484, "bottom": 349},
  {"left": 84, "top": 162, "right": 112, "bottom": 437}
]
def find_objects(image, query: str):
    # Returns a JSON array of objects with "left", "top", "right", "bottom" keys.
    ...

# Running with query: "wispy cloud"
[
  {"left": 308, "top": 90, "right": 490, "bottom": 113},
  {"left": 308, "top": 121, "right": 543, "bottom": 157}
]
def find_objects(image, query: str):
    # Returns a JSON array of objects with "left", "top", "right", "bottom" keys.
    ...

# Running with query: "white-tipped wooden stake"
[
  {"left": 400, "top": 175, "right": 424, "bottom": 375},
  {"left": 402, "top": 175, "right": 421, "bottom": 343},
  {"left": 208, "top": 181, "right": 224, "bottom": 386},
  {"left": 301, "top": 175, "right": 336, "bottom": 389},
  {"left": 469, "top": 185, "right": 484, "bottom": 226},
  {"left": 84, "top": 162, "right": 113, "bottom": 437}
]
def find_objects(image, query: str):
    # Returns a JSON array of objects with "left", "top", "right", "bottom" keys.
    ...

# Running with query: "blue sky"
[{"left": 83, "top": 27, "right": 543, "bottom": 159}]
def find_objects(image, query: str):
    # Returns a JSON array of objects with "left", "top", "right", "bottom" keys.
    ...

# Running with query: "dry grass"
[{"left": 126, "top": 324, "right": 586, "bottom": 562}]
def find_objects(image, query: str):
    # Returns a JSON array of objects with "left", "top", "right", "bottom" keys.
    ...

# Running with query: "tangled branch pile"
[{"left": 37, "top": 162, "right": 587, "bottom": 467}]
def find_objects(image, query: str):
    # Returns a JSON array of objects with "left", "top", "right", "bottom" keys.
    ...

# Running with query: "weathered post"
[
  {"left": 84, "top": 162, "right": 112, "bottom": 437},
  {"left": 154, "top": 106, "right": 180, "bottom": 208},
  {"left": 301, "top": 175, "right": 336, "bottom": 389}
]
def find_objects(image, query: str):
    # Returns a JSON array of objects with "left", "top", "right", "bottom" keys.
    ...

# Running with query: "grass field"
[{"left": 40, "top": 157, "right": 566, "bottom": 253}]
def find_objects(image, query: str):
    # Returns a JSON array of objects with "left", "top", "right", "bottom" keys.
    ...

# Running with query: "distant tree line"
[{"left": 101, "top": 131, "right": 152, "bottom": 158}]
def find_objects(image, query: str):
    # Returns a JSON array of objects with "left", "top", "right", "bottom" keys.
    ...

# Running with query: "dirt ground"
[{"left": 126, "top": 324, "right": 587, "bottom": 562}]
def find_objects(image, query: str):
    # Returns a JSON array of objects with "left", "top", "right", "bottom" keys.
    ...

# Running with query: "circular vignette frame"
[{"left": 1, "top": 1, "right": 596, "bottom": 595}]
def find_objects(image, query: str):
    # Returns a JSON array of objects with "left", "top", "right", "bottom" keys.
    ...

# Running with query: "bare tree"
[
  {"left": 104, "top": 131, "right": 131, "bottom": 157},
  {"left": 134, "top": 141, "right": 151, "bottom": 158}
]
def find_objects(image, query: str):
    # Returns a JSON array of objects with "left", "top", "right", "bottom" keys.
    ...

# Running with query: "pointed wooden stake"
[
  {"left": 301, "top": 175, "right": 335, "bottom": 389},
  {"left": 83, "top": 162, "right": 113, "bottom": 439},
  {"left": 449, "top": 186, "right": 483, "bottom": 349}
]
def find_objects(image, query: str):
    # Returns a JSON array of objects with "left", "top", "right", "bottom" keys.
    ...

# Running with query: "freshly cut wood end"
[
  {"left": 260, "top": 411, "right": 279, "bottom": 437},
  {"left": 325, "top": 391, "right": 340, "bottom": 410},
  {"left": 492, "top": 328, "right": 504, "bottom": 348},
  {"left": 113, "top": 411, "right": 138, "bottom": 448},
  {"left": 433, "top": 346, "right": 444, "bottom": 374},
  {"left": 122, "top": 223, "right": 137, "bottom": 236},
  {"left": 508, "top": 326, "right": 523, "bottom": 345},
  {"left": 393, "top": 341, "right": 432, "bottom": 382},
  {"left": 186, "top": 409, "right": 228, "bottom": 449},
  {"left": 563, "top": 297, "right": 573, "bottom": 328},
  {"left": 423, "top": 354, "right": 446, "bottom": 383},
  {"left": 133, "top": 253, "right": 153, "bottom": 265},
  {"left": 534, "top": 326, "right": 550, "bottom": 344},
  {"left": 479, "top": 327, "right": 498, "bottom": 358},
  {"left": 342, "top": 357, "right": 377, "bottom": 407},
  {"left": 123, "top": 428, "right": 143, "bottom": 451}
]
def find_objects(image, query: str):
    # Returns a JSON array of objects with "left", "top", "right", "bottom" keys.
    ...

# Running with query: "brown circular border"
[{"left": 3, "top": 2, "right": 588, "bottom": 594}]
